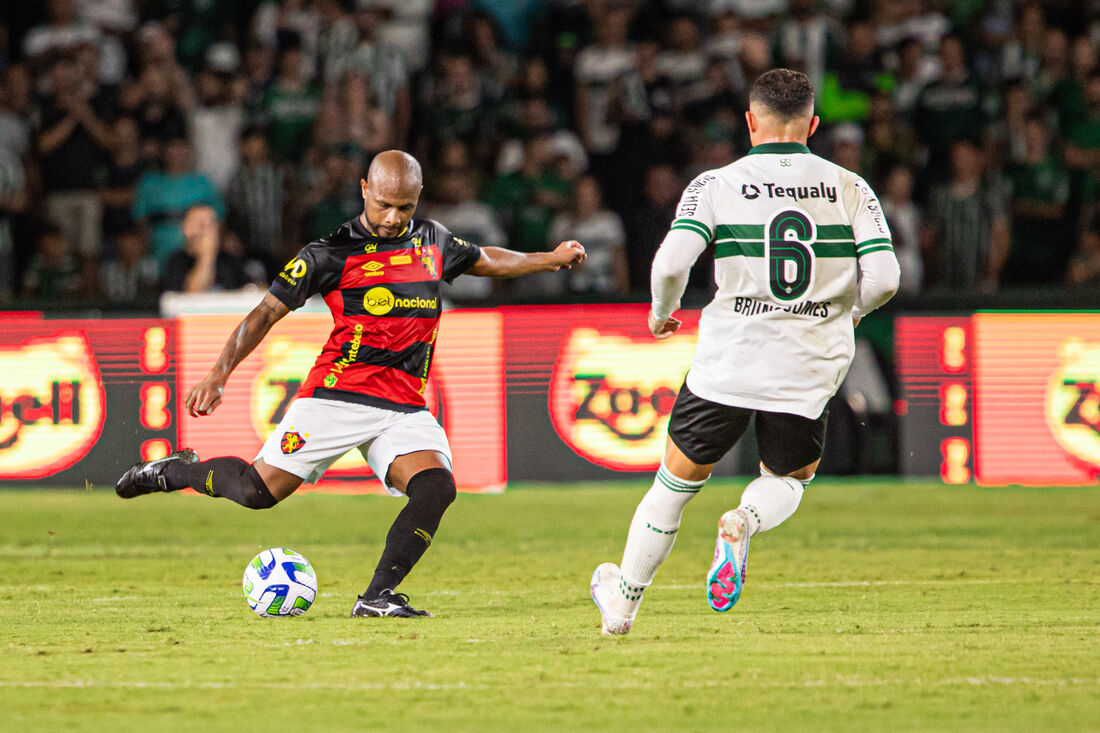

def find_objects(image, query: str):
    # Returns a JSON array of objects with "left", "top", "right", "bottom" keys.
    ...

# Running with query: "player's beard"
[{"left": 363, "top": 213, "right": 402, "bottom": 239}]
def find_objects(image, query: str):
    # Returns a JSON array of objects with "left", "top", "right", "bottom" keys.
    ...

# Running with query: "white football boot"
[
  {"left": 590, "top": 562, "right": 636, "bottom": 637},
  {"left": 706, "top": 508, "right": 751, "bottom": 612}
]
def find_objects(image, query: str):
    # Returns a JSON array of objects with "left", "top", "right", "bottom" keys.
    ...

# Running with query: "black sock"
[
  {"left": 163, "top": 457, "right": 277, "bottom": 510},
  {"left": 366, "top": 468, "right": 456, "bottom": 596}
]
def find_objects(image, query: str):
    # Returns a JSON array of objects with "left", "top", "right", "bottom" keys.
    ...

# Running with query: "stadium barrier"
[{"left": 2, "top": 308, "right": 1098, "bottom": 490}]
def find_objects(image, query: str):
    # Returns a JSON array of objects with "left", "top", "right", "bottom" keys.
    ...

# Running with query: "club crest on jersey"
[{"left": 280, "top": 431, "right": 307, "bottom": 455}]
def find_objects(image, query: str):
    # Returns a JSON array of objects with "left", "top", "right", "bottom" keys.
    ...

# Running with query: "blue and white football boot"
[{"left": 706, "top": 509, "right": 751, "bottom": 612}]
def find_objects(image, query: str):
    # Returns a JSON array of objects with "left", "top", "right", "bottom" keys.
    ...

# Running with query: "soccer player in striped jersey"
[
  {"left": 117, "top": 150, "right": 586, "bottom": 618},
  {"left": 591, "top": 69, "right": 900, "bottom": 636}
]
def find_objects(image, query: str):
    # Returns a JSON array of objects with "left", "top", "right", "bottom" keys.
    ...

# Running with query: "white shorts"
[{"left": 256, "top": 397, "right": 452, "bottom": 496}]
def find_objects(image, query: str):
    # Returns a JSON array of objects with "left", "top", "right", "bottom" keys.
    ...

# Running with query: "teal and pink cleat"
[{"left": 706, "top": 509, "right": 751, "bottom": 612}]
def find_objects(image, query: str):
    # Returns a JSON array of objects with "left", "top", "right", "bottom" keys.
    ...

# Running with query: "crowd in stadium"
[{"left": 0, "top": 0, "right": 1099, "bottom": 305}]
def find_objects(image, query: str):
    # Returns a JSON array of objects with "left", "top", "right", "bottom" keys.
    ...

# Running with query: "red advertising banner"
[
  {"left": 0, "top": 314, "right": 176, "bottom": 483},
  {"left": 972, "top": 312, "right": 1100, "bottom": 486},
  {"left": 177, "top": 310, "right": 505, "bottom": 492},
  {"left": 898, "top": 312, "right": 1100, "bottom": 486},
  {"left": 502, "top": 304, "right": 700, "bottom": 478}
]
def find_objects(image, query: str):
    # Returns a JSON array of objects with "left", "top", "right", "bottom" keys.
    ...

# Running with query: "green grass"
[{"left": 2, "top": 479, "right": 1098, "bottom": 732}]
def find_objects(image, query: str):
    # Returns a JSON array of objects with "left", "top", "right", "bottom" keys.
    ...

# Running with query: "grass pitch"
[{"left": 2, "top": 479, "right": 1098, "bottom": 732}]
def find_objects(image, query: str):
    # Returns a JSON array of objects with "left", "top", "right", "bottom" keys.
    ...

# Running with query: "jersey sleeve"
[
  {"left": 668, "top": 172, "right": 719, "bottom": 245},
  {"left": 439, "top": 226, "right": 483, "bottom": 283},
  {"left": 268, "top": 245, "right": 334, "bottom": 311},
  {"left": 846, "top": 175, "right": 894, "bottom": 259}
]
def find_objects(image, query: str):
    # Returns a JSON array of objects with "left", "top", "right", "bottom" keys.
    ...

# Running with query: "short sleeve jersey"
[
  {"left": 269, "top": 216, "right": 482, "bottom": 411},
  {"left": 669, "top": 142, "right": 894, "bottom": 419}
]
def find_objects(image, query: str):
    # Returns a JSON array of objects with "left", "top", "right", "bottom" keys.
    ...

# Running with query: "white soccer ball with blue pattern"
[{"left": 242, "top": 548, "right": 317, "bottom": 617}]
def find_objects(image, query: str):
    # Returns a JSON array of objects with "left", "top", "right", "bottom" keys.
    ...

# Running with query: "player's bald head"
[{"left": 365, "top": 150, "right": 423, "bottom": 196}]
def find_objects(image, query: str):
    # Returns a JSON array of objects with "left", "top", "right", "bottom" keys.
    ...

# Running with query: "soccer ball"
[{"left": 242, "top": 548, "right": 317, "bottom": 618}]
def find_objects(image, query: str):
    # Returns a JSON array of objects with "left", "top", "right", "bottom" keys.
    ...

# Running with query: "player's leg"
[
  {"left": 351, "top": 412, "right": 456, "bottom": 618},
  {"left": 707, "top": 410, "right": 826, "bottom": 612},
  {"left": 115, "top": 398, "right": 358, "bottom": 509},
  {"left": 592, "top": 383, "right": 750, "bottom": 635}
]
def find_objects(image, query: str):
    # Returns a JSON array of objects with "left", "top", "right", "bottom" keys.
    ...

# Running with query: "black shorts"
[{"left": 667, "top": 381, "right": 827, "bottom": 475}]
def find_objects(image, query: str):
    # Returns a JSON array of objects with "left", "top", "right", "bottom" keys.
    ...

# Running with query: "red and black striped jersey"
[{"left": 268, "top": 216, "right": 482, "bottom": 412}]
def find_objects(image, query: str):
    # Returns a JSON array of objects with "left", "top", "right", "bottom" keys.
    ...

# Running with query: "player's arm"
[
  {"left": 649, "top": 228, "right": 707, "bottom": 338},
  {"left": 185, "top": 293, "right": 290, "bottom": 417},
  {"left": 466, "top": 240, "right": 586, "bottom": 278},
  {"left": 851, "top": 250, "right": 900, "bottom": 326}
]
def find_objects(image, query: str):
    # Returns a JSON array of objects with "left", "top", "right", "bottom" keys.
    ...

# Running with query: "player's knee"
[
  {"left": 244, "top": 465, "right": 278, "bottom": 510},
  {"left": 406, "top": 467, "right": 457, "bottom": 510}
]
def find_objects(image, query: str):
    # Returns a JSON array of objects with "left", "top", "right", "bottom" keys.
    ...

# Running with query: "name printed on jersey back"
[
  {"left": 677, "top": 174, "right": 717, "bottom": 219},
  {"left": 733, "top": 296, "right": 831, "bottom": 318}
]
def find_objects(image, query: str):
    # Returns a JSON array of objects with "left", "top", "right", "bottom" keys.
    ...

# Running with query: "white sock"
[
  {"left": 612, "top": 463, "right": 705, "bottom": 616},
  {"left": 737, "top": 468, "right": 809, "bottom": 536}
]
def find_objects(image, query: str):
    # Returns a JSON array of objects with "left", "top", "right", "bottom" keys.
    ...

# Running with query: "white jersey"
[{"left": 666, "top": 142, "right": 896, "bottom": 418}]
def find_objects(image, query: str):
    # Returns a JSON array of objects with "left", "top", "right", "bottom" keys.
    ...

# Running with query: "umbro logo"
[{"left": 742, "top": 184, "right": 760, "bottom": 200}]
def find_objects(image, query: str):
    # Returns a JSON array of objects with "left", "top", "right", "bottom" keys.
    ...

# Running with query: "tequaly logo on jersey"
[
  {"left": 1045, "top": 338, "right": 1100, "bottom": 471},
  {"left": 0, "top": 333, "right": 105, "bottom": 478},
  {"left": 549, "top": 328, "right": 695, "bottom": 470}
]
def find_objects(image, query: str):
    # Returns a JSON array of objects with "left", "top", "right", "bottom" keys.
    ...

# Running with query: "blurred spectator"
[
  {"left": 998, "top": 2, "right": 1045, "bottom": 83},
  {"left": 548, "top": 176, "right": 628, "bottom": 295},
  {"left": 1051, "top": 35, "right": 1097, "bottom": 135},
  {"left": 22, "top": 0, "right": 101, "bottom": 74},
  {"left": 772, "top": 0, "right": 842, "bottom": 93},
  {"left": 923, "top": 139, "right": 1009, "bottom": 291},
  {"left": 881, "top": 166, "right": 923, "bottom": 294},
  {"left": 1002, "top": 114, "right": 1071, "bottom": 286},
  {"left": 658, "top": 16, "right": 707, "bottom": 109},
  {"left": 261, "top": 41, "right": 321, "bottom": 163},
  {"left": 471, "top": 0, "right": 545, "bottom": 51},
  {"left": 316, "top": 0, "right": 360, "bottom": 85},
  {"left": 463, "top": 11, "right": 518, "bottom": 103},
  {"left": 190, "top": 44, "right": 244, "bottom": 191},
  {"left": 625, "top": 163, "right": 680, "bottom": 292},
  {"left": 349, "top": 0, "right": 411, "bottom": 147},
  {"left": 100, "top": 115, "right": 142, "bottom": 241},
  {"left": 35, "top": 51, "right": 114, "bottom": 264},
  {"left": 891, "top": 36, "right": 938, "bottom": 117},
  {"left": 162, "top": 205, "right": 248, "bottom": 293},
  {"left": 830, "top": 123, "right": 864, "bottom": 175},
  {"left": 0, "top": 65, "right": 32, "bottom": 158},
  {"left": 299, "top": 151, "right": 359, "bottom": 241},
  {"left": 100, "top": 226, "right": 158, "bottom": 300},
  {"left": 251, "top": 0, "right": 323, "bottom": 81},
  {"left": 574, "top": 5, "right": 637, "bottom": 173},
  {"left": 123, "top": 22, "right": 193, "bottom": 153},
  {"left": 1065, "top": 73, "right": 1100, "bottom": 209},
  {"left": 226, "top": 127, "right": 286, "bottom": 273},
  {"left": 241, "top": 41, "right": 277, "bottom": 125},
  {"left": 1067, "top": 207, "right": 1100, "bottom": 287},
  {"left": 421, "top": 50, "right": 496, "bottom": 151},
  {"left": 313, "top": 73, "right": 391, "bottom": 164},
  {"left": 820, "top": 20, "right": 887, "bottom": 125},
  {"left": 863, "top": 91, "right": 915, "bottom": 187},
  {"left": 21, "top": 225, "right": 83, "bottom": 300},
  {"left": 133, "top": 135, "right": 224, "bottom": 270},
  {"left": 423, "top": 166, "right": 506, "bottom": 301},
  {"left": 483, "top": 135, "right": 571, "bottom": 255},
  {"left": 0, "top": 146, "right": 28, "bottom": 300},
  {"left": 913, "top": 35, "right": 991, "bottom": 177}
]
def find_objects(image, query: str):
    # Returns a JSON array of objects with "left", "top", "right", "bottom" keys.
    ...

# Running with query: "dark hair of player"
[{"left": 749, "top": 69, "right": 815, "bottom": 120}]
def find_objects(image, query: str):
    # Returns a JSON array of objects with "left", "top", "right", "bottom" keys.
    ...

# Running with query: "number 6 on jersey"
[{"left": 765, "top": 207, "right": 816, "bottom": 304}]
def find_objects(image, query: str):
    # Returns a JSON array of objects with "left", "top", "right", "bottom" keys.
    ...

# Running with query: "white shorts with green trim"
[{"left": 256, "top": 397, "right": 452, "bottom": 496}]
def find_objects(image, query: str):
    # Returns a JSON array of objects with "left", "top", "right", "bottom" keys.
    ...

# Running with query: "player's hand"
[
  {"left": 551, "top": 240, "right": 586, "bottom": 270},
  {"left": 185, "top": 377, "right": 225, "bottom": 417},
  {"left": 649, "top": 310, "right": 682, "bottom": 340}
]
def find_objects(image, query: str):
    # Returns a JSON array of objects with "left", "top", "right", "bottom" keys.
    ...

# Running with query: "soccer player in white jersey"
[{"left": 591, "top": 69, "right": 900, "bottom": 636}]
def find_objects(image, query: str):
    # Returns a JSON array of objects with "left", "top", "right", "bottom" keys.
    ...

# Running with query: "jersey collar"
[{"left": 749, "top": 142, "right": 811, "bottom": 155}]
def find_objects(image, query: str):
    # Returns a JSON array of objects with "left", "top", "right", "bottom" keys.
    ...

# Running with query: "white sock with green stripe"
[
  {"left": 737, "top": 468, "right": 808, "bottom": 536},
  {"left": 611, "top": 464, "right": 705, "bottom": 617}
]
